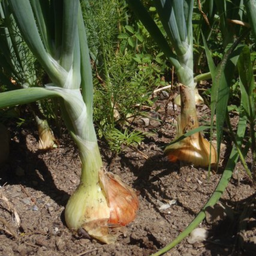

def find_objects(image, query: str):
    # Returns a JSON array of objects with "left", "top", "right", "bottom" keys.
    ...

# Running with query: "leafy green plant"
[
  {"left": 105, "top": 128, "right": 144, "bottom": 153},
  {"left": 118, "top": 24, "right": 144, "bottom": 50},
  {"left": 82, "top": 0, "right": 168, "bottom": 153},
  {"left": 237, "top": 46, "right": 256, "bottom": 179}
]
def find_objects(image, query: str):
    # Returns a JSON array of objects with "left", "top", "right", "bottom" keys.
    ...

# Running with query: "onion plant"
[
  {"left": 127, "top": 0, "right": 217, "bottom": 167},
  {"left": 151, "top": 20, "right": 252, "bottom": 256},
  {"left": 0, "top": 1, "right": 57, "bottom": 150},
  {"left": 152, "top": 33, "right": 255, "bottom": 256},
  {"left": 0, "top": 0, "right": 138, "bottom": 243}
]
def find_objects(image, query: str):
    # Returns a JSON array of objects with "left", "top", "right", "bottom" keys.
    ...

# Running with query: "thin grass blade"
[
  {"left": 237, "top": 44, "right": 256, "bottom": 176},
  {"left": 209, "top": 36, "right": 245, "bottom": 162},
  {"left": 238, "top": 45, "right": 255, "bottom": 119},
  {"left": 165, "top": 126, "right": 211, "bottom": 147},
  {"left": 244, "top": 0, "right": 256, "bottom": 41}
]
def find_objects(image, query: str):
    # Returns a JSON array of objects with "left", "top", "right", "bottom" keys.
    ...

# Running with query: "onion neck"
[
  {"left": 179, "top": 85, "right": 198, "bottom": 136},
  {"left": 176, "top": 43, "right": 198, "bottom": 135},
  {"left": 76, "top": 136, "right": 103, "bottom": 186}
]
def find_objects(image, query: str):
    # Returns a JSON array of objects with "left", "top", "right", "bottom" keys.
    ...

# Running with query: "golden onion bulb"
[{"left": 165, "top": 132, "right": 217, "bottom": 167}]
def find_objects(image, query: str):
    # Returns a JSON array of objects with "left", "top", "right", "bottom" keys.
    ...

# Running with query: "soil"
[{"left": 0, "top": 94, "right": 256, "bottom": 256}]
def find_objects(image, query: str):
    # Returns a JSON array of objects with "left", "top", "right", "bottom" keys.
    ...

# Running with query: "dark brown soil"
[{"left": 0, "top": 96, "right": 256, "bottom": 256}]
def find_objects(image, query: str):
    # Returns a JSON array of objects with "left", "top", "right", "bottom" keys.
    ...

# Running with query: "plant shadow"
[
  {"left": 204, "top": 192, "right": 256, "bottom": 256},
  {"left": 0, "top": 128, "right": 70, "bottom": 207}
]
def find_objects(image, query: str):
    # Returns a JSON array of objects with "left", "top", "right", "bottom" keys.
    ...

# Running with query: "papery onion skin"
[
  {"left": 38, "top": 127, "right": 57, "bottom": 150},
  {"left": 165, "top": 133, "right": 217, "bottom": 167},
  {"left": 36, "top": 117, "right": 57, "bottom": 150},
  {"left": 99, "top": 170, "right": 139, "bottom": 226}
]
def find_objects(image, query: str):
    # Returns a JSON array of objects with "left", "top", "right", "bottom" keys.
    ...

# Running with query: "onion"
[
  {"left": 165, "top": 132, "right": 217, "bottom": 167},
  {"left": 165, "top": 85, "right": 217, "bottom": 167},
  {"left": 65, "top": 149, "right": 139, "bottom": 244},
  {"left": 37, "top": 119, "right": 57, "bottom": 150}
]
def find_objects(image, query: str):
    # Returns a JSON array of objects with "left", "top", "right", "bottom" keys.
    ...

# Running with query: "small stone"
[
  {"left": 193, "top": 242, "right": 205, "bottom": 248},
  {"left": 32, "top": 205, "right": 39, "bottom": 211},
  {"left": 70, "top": 178, "right": 78, "bottom": 184},
  {"left": 191, "top": 249, "right": 200, "bottom": 255},
  {"left": 175, "top": 174, "right": 180, "bottom": 179},
  {"left": 52, "top": 226, "right": 59, "bottom": 235},
  {"left": 17, "top": 244, "right": 27, "bottom": 256},
  {"left": 21, "top": 198, "right": 31, "bottom": 205},
  {"left": 150, "top": 119, "right": 161, "bottom": 127},
  {"left": 159, "top": 90, "right": 169, "bottom": 99},
  {"left": 202, "top": 174, "right": 206, "bottom": 179},
  {"left": 141, "top": 118, "right": 150, "bottom": 126},
  {"left": 169, "top": 250, "right": 181, "bottom": 256},
  {"left": 56, "top": 237, "right": 66, "bottom": 251},
  {"left": 43, "top": 227, "right": 49, "bottom": 233},
  {"left": 35, "top": 238, "right": 48, "bottom": 247},
  {"left": 187, "top": 228, "right": 208, "bottom": 244},
  {"left": 159, "top": 203, "right": 171, "bottom": 210},
  {"left": 48, "top": 206, "right": 54, "bottom": 214}
]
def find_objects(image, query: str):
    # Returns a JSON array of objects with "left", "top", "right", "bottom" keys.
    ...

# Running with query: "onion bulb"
[
  {"left": 36, "top": 117, "right": 57, "bottom": 150},
  {"left": 65, "top": 164, "right": 139, "bottom": 244},
  {"left": 164, "top": 131, "right": 217, "bottom": 167}
]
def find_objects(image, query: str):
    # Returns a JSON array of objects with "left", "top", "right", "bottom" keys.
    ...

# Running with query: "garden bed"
[{"left": 0, "top": 97, "right": 255, "bottom": 256}]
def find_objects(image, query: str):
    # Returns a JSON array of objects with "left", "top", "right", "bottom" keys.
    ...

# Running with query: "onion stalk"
[{"left": 0, "top": 0, "right": 138, "bottom": 243}]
